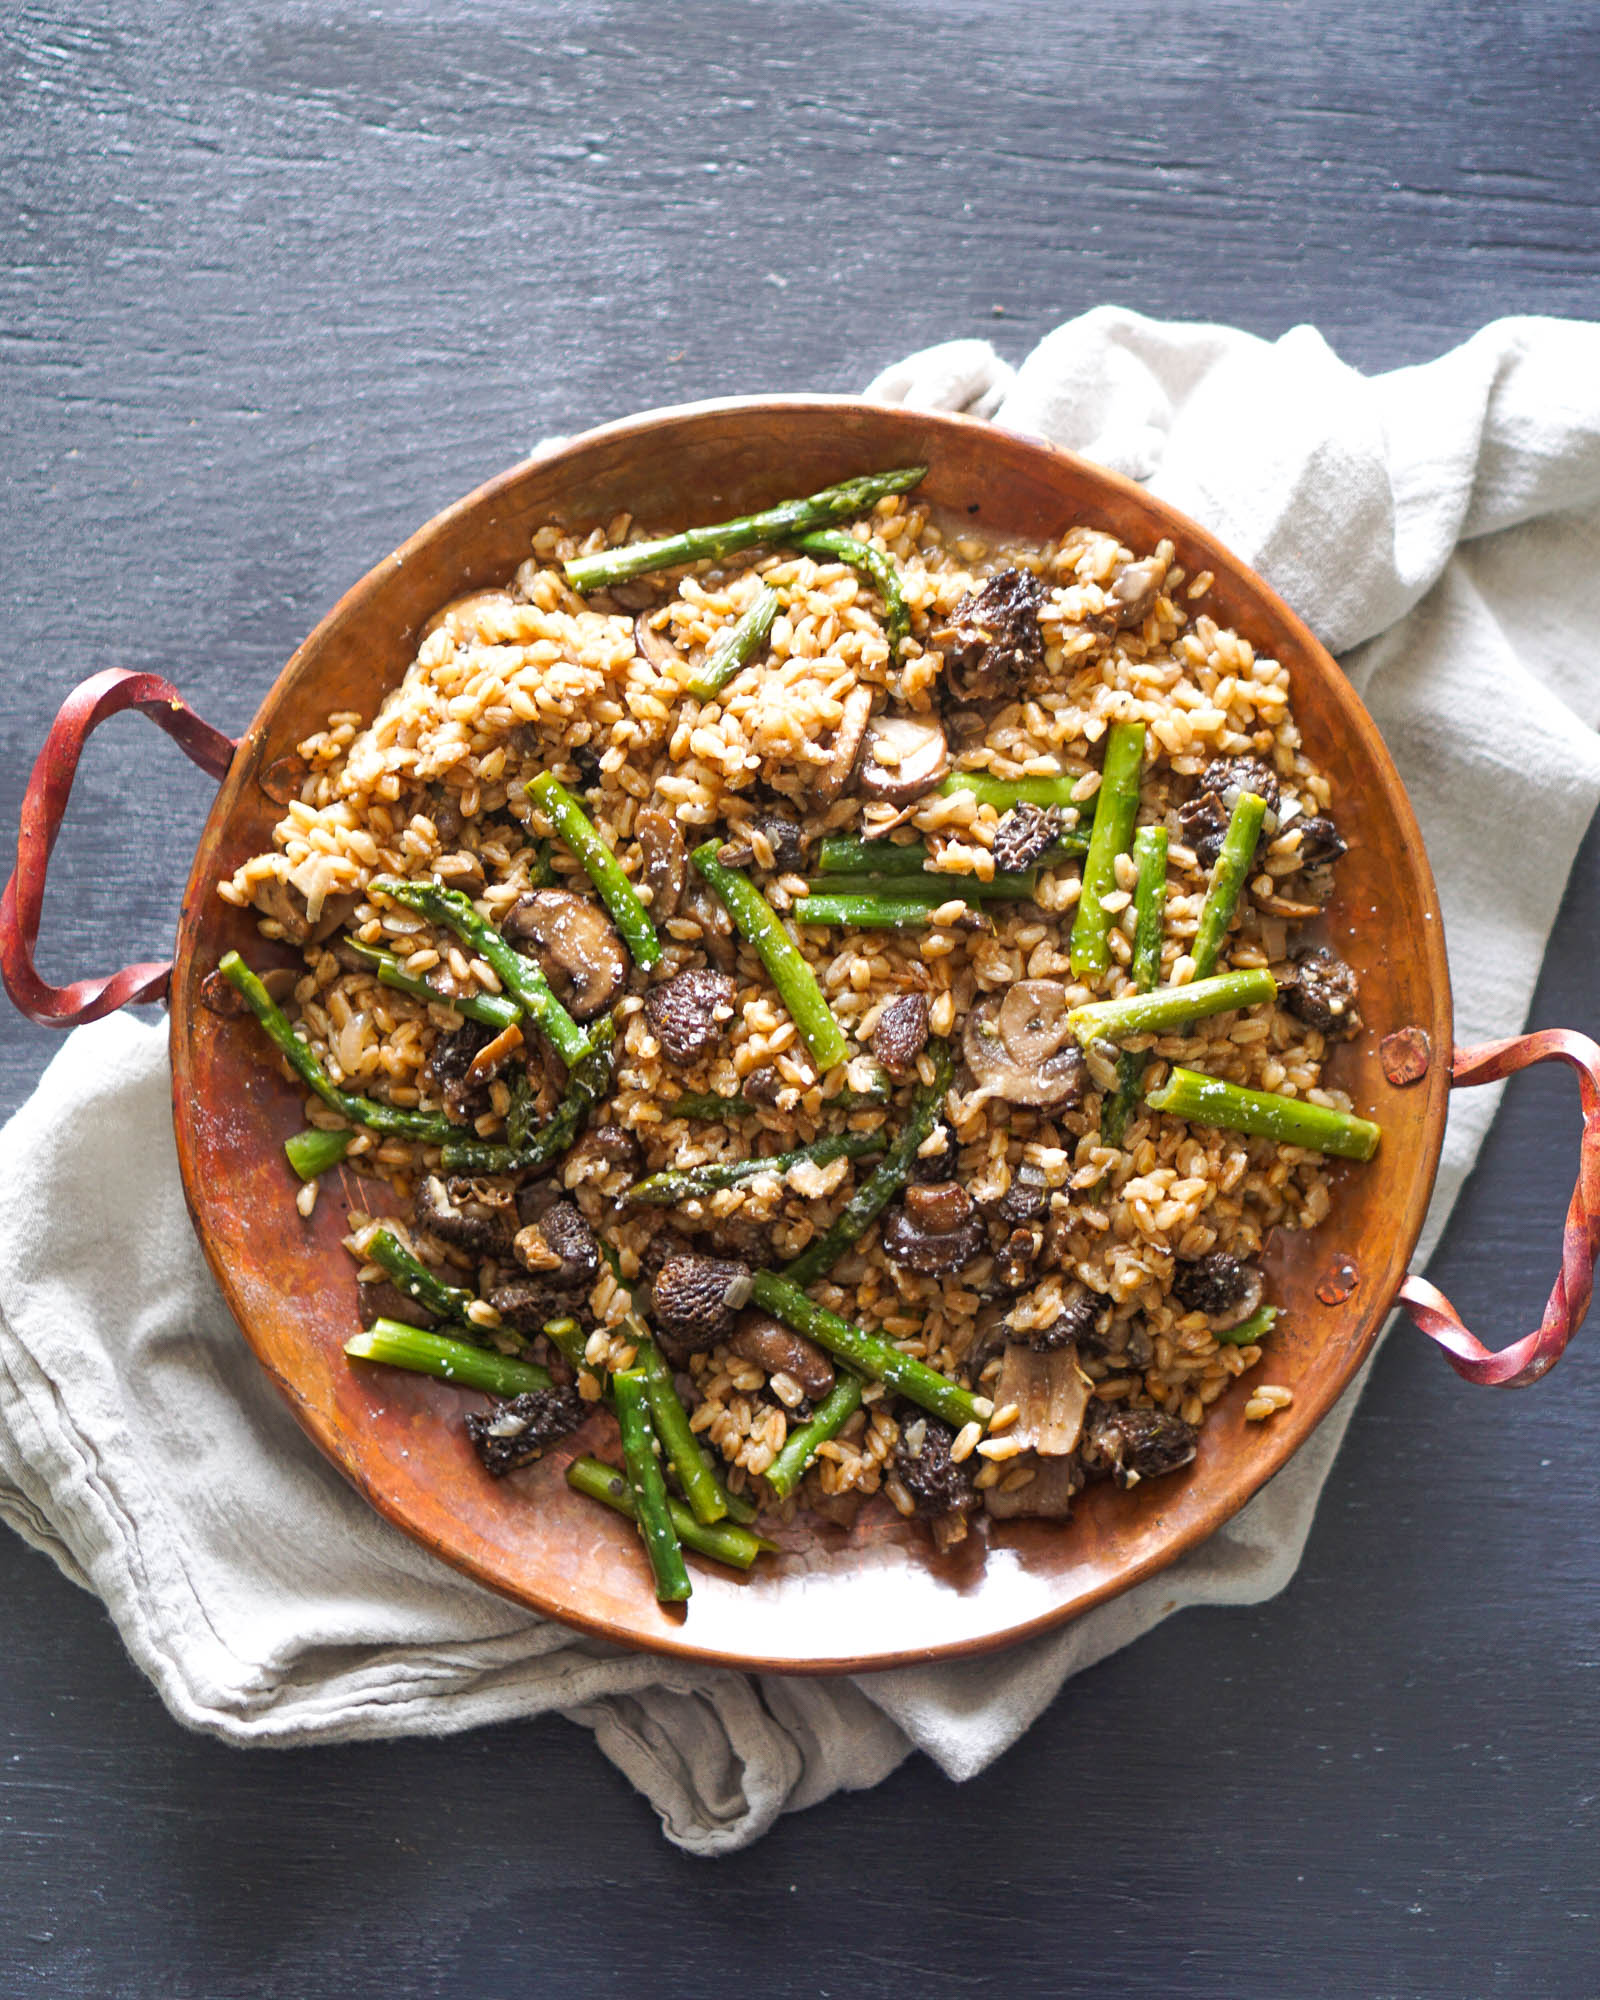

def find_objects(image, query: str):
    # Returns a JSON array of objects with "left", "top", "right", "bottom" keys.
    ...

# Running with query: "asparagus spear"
[
  {"left": 684, "top": 584, "right": 782, "bottom": 703},
  {"left": 1216, "top": 1304, "right": 1279, "bottom": 1348},
  {"left": 525, "top": 771, "right": 661, "bottom": 970},
  {"left": 1190, "top": 791, "right": 1269, "bottom": 981},
  {"left": 219, "top": 951, "right": 461, "bottom": 1144},
  {"left": 794, "top": 529, "right": 910, "bottom": 652},
  {"left": 804, "top": 871, "right": 1038, "bottom": 904},
  {"left": 371, "top": 877, "right": 589, "bottom": 1068},
  {"left": 690, "top": 841, "right": 850, "bottom": 1073},
  {"left": 438, "top": 1017, "right": 614, "bottom": 1175},
  {"left": 623, "top": 1129, "right": 886, "bottom": 1206},
  {"left": 345, "top": 1320, "right": 553, "bottom": 1396},
  {"left": 763, "top": 1375, "right": 865, "bottom": 1501},
  {"left": 611, "top": 1368, "right": 692, "bottom": 1602},
  {"left": 663, "top": 1076, "right": 890, "bottom": 1119},
  {"left": 1101, "top": 824, "right": 1169, "bottom": 1149},
  {"left": 749, "top": 1273, "right": 986, "bottom": 1431},
  {"left": 365, "top": 1226, "right": 476, "bottom": 1322},
  {"left": 781, "top": 1042, "right": 953, "bottom": 1287},
  {"left": 564, "top": 467, "right": 927, "bottom": 593},
  {"left": 284, "top": 1127, "right": 353, "bottom": 1182},
  {"left": 339, "top": 936, "right": 521, "bottom": 1031},
  {"left": 1069, "top": 721, "right": 1147, "bottom": 979},
  {"left": 937, "top": 772, "right": 1092, "bottom": 834},
  {"left": 791, "top": 893, "right": 984, "bottom": 931},
  {"left": 1067, "top": 968, "right": 1278, "bottom": 1047},
  {"left": 817, "top": 834, "right": 1065, "bottom": 880},
  {"left": 1144, "top": 1065, "right": 1382, "bottom": 1162},
  {"left": 566, "top": 1457, "right": 773, "bottom": 1570}
]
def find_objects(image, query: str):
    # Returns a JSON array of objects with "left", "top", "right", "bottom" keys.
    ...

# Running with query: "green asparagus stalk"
[
  {"left": 804, "top": 871, "right": 1038, "bottom": 904},
  {"left": 1067, "top": 968, "right": 1278, "bottom": 1047},
  {"left": 371, "top": 877, "right": 590, "bottom": 1068},
  {"left": 663, "top": 1075, "right": 890, "bottom": 1120},
  {"left": 219, "top": 952, "right": 462, "bottom": 1144},
  {"left": 346, "top": 1320, "right": 553, "bottom": 1396},
  {"left": 438, "top": 1017, "right": 614, "bottom": 1175},
  {"left": 781, "top": 1043, "right": 953, "bottom": 1287},
  {"left": 611, "top": 1368, "right": 692, "bottom": 1603},
  {"left": 566, "top": 1457, "right": 773, "bottom": 1570},
  {"left": 684, "top": 584, "right": 782, "bottom": 702},
  {"left": 1216, "top": 1304, "right": 1279, "bottom": 1348},
  {"left": 750, "top": 1273, "right": 986, "bottom": 1432},
  {"left": 1069, "top": 722, "right": 1146, "bottom": 979},
  {"left": 1100, "top": 824, "right": 1169, "bottom": 1149},
  {"left": 564, "top": 467, "right": 927, "bottom": 593},
  {"left": 284, "top": 1127, "right": 353, "bottom": 1181},
  {"left": 366, "top": 1226, "right": 476, "bottom": 1322},
  {"left": 795, "top": 529, "right": 910, "bottom": 652},
  {"left": 792, "top": 893, "right": 983, "bottom": 932},
  {"left": 1190, "top": 791, "right": 1268, "bottom": 980},
  {"left": 623, "top": 1129, "right": 885, "bottom": 1206},
  {"left": 525, "top": 771, "right": 661, "bottom": 970},
  {"left": 817, "top": 834, "right": 1069, "bottom": 879},
  {"left": 505, "top": 1063, "right": 534, "bottom": 1153},
  {"left": 936, "top": 773, "right": 1093, "bottom": 838},
  {"left": 691, "top": 842, "right": 850, "bottom": 1073},
  {"left": 634, "top": 1330, "right": 734, "bottom": 1526},
  {"left": 339, "top": 937, "right": 522, "bottom": 1031},
  {"left": 1144, "top": 1066, "right": 1381, "bottom": 1162},
  {"left": 763, "top": 1375, "right": 865, "bottom": 1501}
]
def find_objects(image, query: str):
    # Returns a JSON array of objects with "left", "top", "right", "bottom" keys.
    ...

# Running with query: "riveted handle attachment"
[{"left": 1, "top": 668, "right": 237, "bottom": 1026}]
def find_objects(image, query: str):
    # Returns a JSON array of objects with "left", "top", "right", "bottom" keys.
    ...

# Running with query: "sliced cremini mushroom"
[
  {"left": 993, "top": 1341, "right": 1090, "bottom": 1456},
  {"left": 634, "top": 807, "right": 687, "bottom": 920},
  {"left": 813, "top": 684, "right": 874, "bottom": 804},
  {"left": 856, "top": 715, "right": 950, "bottom": 806},
  {"left": 251, "top": 872, "right": 358, "bottom": 946},
  {"left": 502, "top": 888, "right": 627, "bottom": 1021},
  {"left": 983, "top": 1453, "right": 1082, "bottom": 1520},
  {"left": 634, "top": 610, "right": 685, "bottom": 675},
  {"left": 962, "top": 984, "right": 1087, "bottom": 1109},
  {"left": 682, "top": 875, "right": 737, "bottom": 973},
  {"left": 729, "top": 1310, "right": 835, "bottom": 1400},
  {"left": 1106, "top": 551, "right": 1169, "bottom": 629}
]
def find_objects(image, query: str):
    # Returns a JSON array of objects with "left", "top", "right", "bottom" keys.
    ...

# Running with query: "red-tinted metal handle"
[
  {"left": 1398, "top": 1030, "right": 1600, "bottom": 1386},
  {"left": 1, "top": 668, "right": 237, "bottom": 1026}
]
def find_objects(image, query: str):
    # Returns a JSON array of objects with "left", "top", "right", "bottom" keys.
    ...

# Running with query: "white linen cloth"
[{"left": 4, "top": 309, "right": 1600, "bottom": 1855}]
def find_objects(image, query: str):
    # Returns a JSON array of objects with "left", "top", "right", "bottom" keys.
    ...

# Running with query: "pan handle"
[
  {"left": 1, "top": 668, "right": 238, "bottom": 1026},
  {"left": 1398, "top": 1030, "right": 1600, "bottom": 1386}
]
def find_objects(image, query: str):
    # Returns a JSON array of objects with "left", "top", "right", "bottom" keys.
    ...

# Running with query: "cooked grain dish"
[{"left": 215, "top": 467, "right": 1377, "bottom": 1595}]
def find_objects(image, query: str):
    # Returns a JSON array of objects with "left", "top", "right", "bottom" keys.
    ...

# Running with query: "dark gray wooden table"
[{"left": 4, "top": 5, "right": 1598, "bottom": 1994}]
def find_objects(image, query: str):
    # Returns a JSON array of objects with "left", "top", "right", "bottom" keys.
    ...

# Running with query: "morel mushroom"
[
  {"left": 893, "top": 1414, "right": 979, "bottom": 1550},
  {"left": 645, "top": 967, "right": 738, "bottom": 1064},
  {"left": 856, "top": 715, "right": 949, "bottom": 806},
  {"left": 650, "top": 1254, "right": 751, "bottom": 1354},
  {"left": 1017, "top": 1281, "right": 1105, "bottom": 1351},
  {"left": 1172, "top": 1251, "right": 1263, "bottom": 1331},
  {"left": 871, "top": 992, "right": 931, "bottom": 1078},
  {"left": 931, "top": 568, "right": 1045, "bottom": 702},
  {"left": 502, "top": 888, "right": 627, "bottom": 1021},
  {"left": 466, "top": 1387, "right": 589, "bottom": 1477},
  {"left": 413, "top": 1174, "right": 515, "bottom": 1256},
  {"left": 513, "top": 1199, "right": 600, "bottom": 1295},
  {"left": 1282, "top": 945, "right": 1362, "bottom": 1040},
  {"left": 992, "top": 803, "right": 1066, "bottom": 874},
  {"left": 1079, "top": 1402, "right": 1198, "bottom": 1488},
  {"left": 963, "top": 981, "right": 1087, "bottom": 1109}
]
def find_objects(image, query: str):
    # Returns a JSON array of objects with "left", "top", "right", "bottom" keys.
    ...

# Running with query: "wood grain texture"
[{"left": 2, "top": 1, "right": 1598, "bottom": 1994}]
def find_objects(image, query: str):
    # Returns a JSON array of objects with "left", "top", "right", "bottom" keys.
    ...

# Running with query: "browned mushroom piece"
[
  {"left": 250, "top": 872, "right": 359, "bottom": 945},
  {"left": 634, "top": 807, "right": 687, "bottom": 919},
  {"left": 650, "top": 1254, "right": 752, "bottom": 1355},
  {"left": 645, "top": 967, "right": 738, "bottom": 1064},
  {"left": 993, "top": 1341, "right": 1091, "bottom": 1457},
  {"left": 871, "top": 991, "right": 931, "bottom": 1078},
  {"left": 501, "top": 888, "right": 627, "bottom": 1021},
  {"left": 930, "top": 568, "right": 1046, "bottom": 703},
  {"left": 881, "top": 1183, "right": 985, "bottom": 1274},
  {"left": 892, "top": 1415, "right": 978, "bottom": 1547},
  {"left": 1079, "top": 1402, "right": 1198, "bottom": 1488},
  {"left": 562, "top": 1123, "right": 642, "bottom": 1179},
  {"left": 983, "top": 1454, "right": 1083, "bottom": 1521},
  {"left": 1106, "top": 552, "right": 1169, "bottom": 629},
  {"left": 813, "top": 684, "right": 874, "bottom": 803},
  {"left": 681, "top": 875, "right": 737, "bottom": 973},
  {"left": 413, "top": 1174, "right": 516, "bottom": 1256},
  {"left": 962, "top": 982, "right": 1087, "bottom": 1109},
  {"left": 513, "top": 1199, "right": 600, "bottom": 1294},
  {"left": 741, "top": 1063, "right": 784, "bottom": 1106},
  {"left": 358, "top": 1279, "right": 438, "bottom": 1331},
  {"left": 855, "top": 715, "right": 950, "bottom": 806},
  {"left": 994, "top": 1226, "right": 1041, "bottom": 1292},
  {"left": 1172, "top": 1251, "right": 1263, "bottom": 1330},
  {"left": 728, "top": 1311, "right": 836, "bottom": 1400},
  {"left": 633, "top": 610, "right": 685, "bottom": 675}
]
